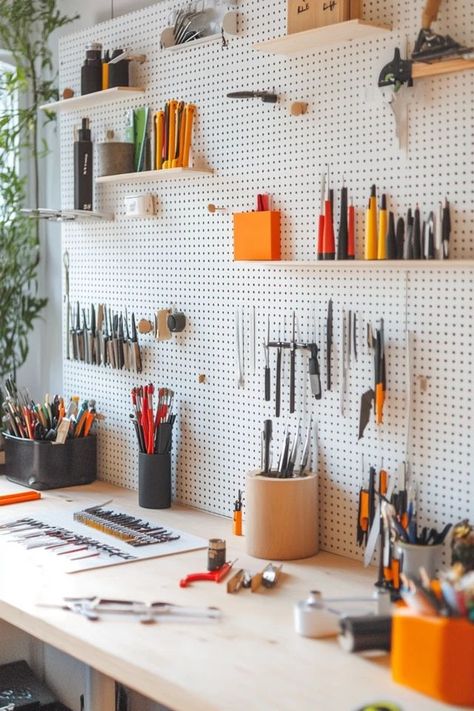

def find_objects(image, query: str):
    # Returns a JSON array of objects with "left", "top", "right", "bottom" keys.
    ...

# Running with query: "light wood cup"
[{"left": 245, "top": 471, "right": 319, "bottom": 560}]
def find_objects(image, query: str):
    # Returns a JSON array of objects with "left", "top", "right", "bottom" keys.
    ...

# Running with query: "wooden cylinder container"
[{"left": 245, "top": 471, "right": 319, "bottom": 560}]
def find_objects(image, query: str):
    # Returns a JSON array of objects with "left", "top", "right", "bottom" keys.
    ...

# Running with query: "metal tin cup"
[
  {"left": 138, "top": 452, "right": 171, "bottom": 509},
  {"left": 208, "top": 538, "right": 226, "bottom": 571},
  {"left": 397, "top": 541, "right": 444, "bottom": 578}
]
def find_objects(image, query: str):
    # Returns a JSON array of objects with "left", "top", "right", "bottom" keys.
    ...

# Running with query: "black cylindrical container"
[
  {"left": 74, "top": 118, "right": 93, "bottom": 211},
  {"left": 138, "top": 452, "right": 171, "bottom": 509},
  {"left": 81, "top": 43, "right": 103, "bottom": 95},
  {"left": 108, "top": 49, "right": 130, "bottom": 88}
]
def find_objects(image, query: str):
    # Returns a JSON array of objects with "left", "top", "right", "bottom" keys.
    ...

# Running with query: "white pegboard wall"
[{"left": 59, "top": 0, "right": 473, "bottom": 562}]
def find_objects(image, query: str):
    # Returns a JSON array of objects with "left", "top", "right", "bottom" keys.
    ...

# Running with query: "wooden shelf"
[
  {"left": 234, "top": 259, "right": 474, "bottom": 269},
  {"left": 254, "top": 19, "right": 391, "bottom": 55},
  {"left": 412, "top": 57, "right": 474, "bottom": 80},
  {"left": 21, "top": 208, "right": 114, "bottom": 222},
  {"left": 96, "top": 167, "right": 214, "bottom": 184},
  {"left": 40, "top": 87, "right": 145, "bottom": 114}
]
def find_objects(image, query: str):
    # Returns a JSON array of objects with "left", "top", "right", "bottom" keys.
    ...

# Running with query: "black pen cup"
[{"left": 138, "top": 452, "right": 171, "bottom": 509}]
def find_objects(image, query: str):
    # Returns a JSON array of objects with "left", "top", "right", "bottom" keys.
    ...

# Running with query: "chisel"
[
  {"left": 275, "top": 328, "right": 282, "bottom": 418},
  {"left": 396, "top": 217, "right": 405, "bottom": 259},
  {"left": 262, "top": 419, "right": 272, "bottom": 474},
  {"left": 377, "top": 194, "right": 388, "bottom": 259},
  {"left": 326, "top": 300, "right": 333, "bottom": 391},
  {"left": 337, "top": 185, "right": 348, "bottom": 260},
  {"left": 264, "top": 317, "right": 271, "bottom": 401},
  {"left": 308, "top": 344, "right": 322, "bottom": 399},
  {"left": 131, "top": 313, "right": 142, "bottom": 373},
  {"left": 289, "top": 312, "right": 296, "bottom": 413},
  {"left": 413, "top": 205, "right": 421, "bottom": 259},
  {"left": 442, "top": 198, "right": 451, "bottom": 258},
  {"left": 386, "top": 212, "right": 397, "bottom": 259}
]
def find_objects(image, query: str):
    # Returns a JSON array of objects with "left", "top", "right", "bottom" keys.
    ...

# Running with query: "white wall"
[{"left": 19, "top": 0, "right": 158, "bottom": 398}]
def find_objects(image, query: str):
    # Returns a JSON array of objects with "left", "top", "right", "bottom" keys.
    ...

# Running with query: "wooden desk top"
[{"left": 0, "top": 479, "right": 452, "bottom": 710}]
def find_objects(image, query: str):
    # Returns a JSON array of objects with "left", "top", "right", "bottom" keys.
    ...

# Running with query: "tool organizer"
[{"left": 60, "top": 0, "right": 473, "bottom": 563}]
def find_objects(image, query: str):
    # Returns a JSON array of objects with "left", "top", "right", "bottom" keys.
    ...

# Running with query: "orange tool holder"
[
  {"left": 392, "top": 610, "right": 474, "bottom": 706},
  {"left": 233, "top": 211, "right": 280, "bottom": 261}
]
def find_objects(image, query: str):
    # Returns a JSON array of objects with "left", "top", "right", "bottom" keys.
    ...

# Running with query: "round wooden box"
[{"left": 245, "top": 471, "right": 319, "bottom": 560}]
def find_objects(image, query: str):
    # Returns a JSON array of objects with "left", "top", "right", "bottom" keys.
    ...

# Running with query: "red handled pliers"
[{"left": 179, "top": 560, "right": 236, "bottom": 588}]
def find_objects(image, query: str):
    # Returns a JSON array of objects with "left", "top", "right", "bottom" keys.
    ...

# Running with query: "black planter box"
[{"left": 3, "top": 434, "right": 97, "bottom": 490}]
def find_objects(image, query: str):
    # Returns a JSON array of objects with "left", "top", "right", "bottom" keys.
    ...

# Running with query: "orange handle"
[
  {"left": 165, "top": 100, "right": 178, "bottom": 167},
  {"left": 375, "top": 382, "right": 385, "bottom": 425},
  {"left": 359, "top": 490, "right": 369, "bottom": 531},
  {"left": 82, "top": 411, "right": 95, "bottom": 437},
  {"left": 182, "top": 104, "right": 196, "bottom": 168},
  {"left": 0, "top": 491, "right": 41, "bottom": 506},
  {"left": 379, "top": 469, "right": 388, "bottom": 495},
  {"left": 233, "top": 510, "right": 242, "bottom": 536}
]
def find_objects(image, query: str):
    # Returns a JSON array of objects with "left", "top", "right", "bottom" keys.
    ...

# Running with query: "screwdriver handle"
[
  {"left": 264, "top": 366, "right": 271, "bottom": 401},
  {"left": 275, "top": 349, "right": 282, "bottom": 418}
]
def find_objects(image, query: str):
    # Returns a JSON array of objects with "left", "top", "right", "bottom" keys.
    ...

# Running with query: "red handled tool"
[{"left": 179, "top": 560, "right": 236, "bottom": 588}]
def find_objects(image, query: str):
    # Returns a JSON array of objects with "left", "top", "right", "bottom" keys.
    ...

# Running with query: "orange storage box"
[
  {"left": 392, "top": 610, "right": 474, "bottom": 706},
  {"left": 233, "top": 211, "right": 280, "bottom": 261}
]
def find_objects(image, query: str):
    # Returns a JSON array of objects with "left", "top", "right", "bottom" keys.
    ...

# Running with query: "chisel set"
[
  {"left": 315, "top": 167, "right": 453, "bottom": 261},
  {"left": 69, "top": 302, "right": 142, "bottom": 372},
  {"left": 364, "top": 186, "right": 452, "bottom": 260}
]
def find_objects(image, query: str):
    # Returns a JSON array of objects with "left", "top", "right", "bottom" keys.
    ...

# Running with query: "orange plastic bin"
[
  {"left": 392, "top": 610, "right": 474, "bottom": 706},
  {"left": 233, "top": 211, "right": 280, "bottom": 261}
]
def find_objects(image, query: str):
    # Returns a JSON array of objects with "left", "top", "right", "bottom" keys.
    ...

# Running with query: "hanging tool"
[
  {"left": 374, "top": 319, "right": 386, "bottom": 425},
  {"left": 308, "top": 344, "right": 322, "bottom": 400},
  {"left": 404, "top": 208, "right": 414, "bottom": 259},
  {"left": 365, "top": 185, "right": 378, "bottom": 260},
  {"left": 340, "top": 311, "right": 349, "bottom": 417},
  {"left": 412, "top": 0, "right": 472, "bottom": 61},
  {"left": 179, "top": 560, "right": 236, "bottom": 587},
  {"left": 275, "top": 326, "right": 282, "bottom": 417},
  {"left": 264, "top": 316, "right": 271, "bottom": 401},
  {"left": 227, "top": 90, "right": 278, "bottom": 103},
  {"left": 337, "top": 184, "right": 349, "bottom": 260},
  {"left": 235, "top": 309, "right": 244, "bottom": 388},
  {"left": 233, "top": 490, "right": 242, "bottom": 536},
  {"left": 182, "top": 103, "right": 196, "bottom": 168},
  {"left": 396, "top": 217, "right": 405, "bottom": 259},
  {"left": 326, "top": 300, "right": 333, "bottom": 391},
  {"left": 289, "top": 312, "right": 296, "bottom": 413},
  {"left": 63, "top": 251, "right": 70, "bottom": 359}
]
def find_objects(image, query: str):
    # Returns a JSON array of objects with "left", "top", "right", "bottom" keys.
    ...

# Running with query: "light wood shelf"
[
  {"left": 96, "top": 167, "right": 214, "bottom": 184},
  {"left": 254, "top": 19, "right": 391, "bottom": 55},
  {"left": 21, "top": 208, "right": 114, "bottom": 222},
  {"left": 412, "top": 57, "right": 474, "bottom": 80},
  {"left": 40, "top": 87, "right": 145, "bottom": 114},
  {"left": 234, "top": 259, "right": 474, "bottom": 269}
]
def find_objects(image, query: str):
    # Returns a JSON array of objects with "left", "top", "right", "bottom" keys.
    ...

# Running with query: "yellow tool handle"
[
  {"left": 378, "top": 209, "right": 388, "bottom": 260},
  {"left": 422, "top": 0, "right": 442, "bottom": 30},
  {"left": 154, "top": 111, "right": 164, "bottom": 170},
  {"left": 182, "top": 104, "right": 196, "bottom": 169},
  {"left": 165, "top": 100, "right": 178, "bottom": 168},
  {"left": 365, "top": 199, "right": 378, "bottom": 260}
]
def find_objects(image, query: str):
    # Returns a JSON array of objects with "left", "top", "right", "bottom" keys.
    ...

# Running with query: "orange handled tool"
[
  {"left": 0, "top": 491, "right": 41, "bottom": 506},
  {"left": 172, "top": 101, "right": 186, "bottom": 168},
  {"left": 182, "top": 103, "right": 196, "bottom": 168},
  {"left": 179, "top": 560, "right": 236, "bottom": 588},
  {"left": 163, "top": 99, "right": 178, "bottom": 169}
]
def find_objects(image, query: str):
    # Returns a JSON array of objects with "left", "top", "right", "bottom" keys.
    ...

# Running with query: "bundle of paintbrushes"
[
  {"left": 130, "top": 384, "right": 175, "bottom": 454},
  {"left": 74, "top": 505, "right": 180, "bottom": 547},
  {"left": 1, "top": 379, "right": 101, "bottom": 443}
]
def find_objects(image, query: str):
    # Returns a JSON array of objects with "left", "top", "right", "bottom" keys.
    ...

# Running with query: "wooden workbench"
[{"left": 0, "top": 479, "right": 455, "bottom": 710}]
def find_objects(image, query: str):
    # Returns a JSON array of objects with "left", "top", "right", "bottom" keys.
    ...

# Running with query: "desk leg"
[{"left": 85, "top": 666, "right": 116, "bottom": 711}]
